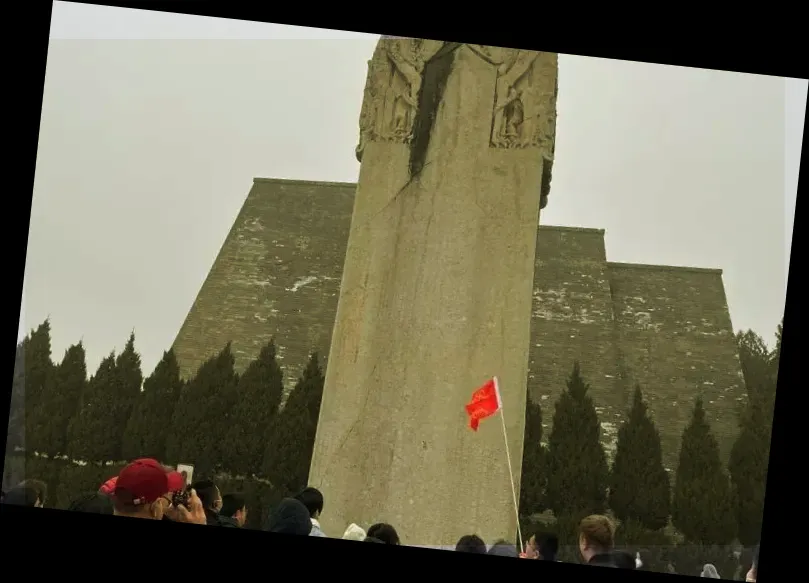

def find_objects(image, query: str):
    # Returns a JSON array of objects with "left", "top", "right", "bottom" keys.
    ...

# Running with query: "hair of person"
[
  {"left": 487, "top": 539, "right": 519, "bottom": 558},
  {"left": 68, "top": 492, "right": 114, "bottom": 515},
  {"left": 364, "top": 537, "right": 385, "bottom": 543},
  {"left": 220, "top": 493, "right": 246, "bottom": 518},
  {"left": 191, "top": 480, "right": 219, "bottom": 510},
  {"left": 367, "top": 523, "right": 400, "bottom": 545},
  {"left": 19, "top": 479, "right": 48, "bottom": 504},
  {"left": 535, "top": 531, "right": 559, "bottom": 561},
  {"left": 3, "top": 485, "right": 41, "bottom": 507},
  {"left": 578, "top": 514, "right": 616, "bottom": 552},
  {"left": 455, "top": 534, "right": 487, "bottom": 554},
  {"left": 293, "top": 487, "right": 324, "bottom": 518}
]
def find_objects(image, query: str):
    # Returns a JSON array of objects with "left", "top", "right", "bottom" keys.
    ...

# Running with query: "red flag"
[{"left": 465, "top": 377, "right": 502, "bottom": 431}]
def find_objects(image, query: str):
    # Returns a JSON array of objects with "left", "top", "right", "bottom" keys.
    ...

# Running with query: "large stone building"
[{"left": 172, "top": 176, "right": 744, "bottom": 474}]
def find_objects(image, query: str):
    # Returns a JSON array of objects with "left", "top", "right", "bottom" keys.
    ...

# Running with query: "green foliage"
[
  {"left": 672, "top": 398, "right": 736, "bottom": 545},
  {"left": 519, "top": 397, "right": 546, "bottom": 517},
  {"left": 122, "top": 349, "right": 183, "bottom": 461},
  {"left": 66, "top": 334, "right": 143, "bottom": 462},
  {"left": 222, "top": 340, "right": 285, "bottom": 477},
  {"left": 729, "top": 325, "right": 778, "bottom": 546},
  {"left": 6, "top": 340, "right": 27, "bottom": 454},
  {"left": 66, "top": 352, "right": 118, "bottom": 461},
  {"left": 669, "top": 543, "right": 739, "bottom": 579},
  {"left": 166, "top": 344, "right": 238, "bottom": 475},
  {"left": 22, "top": 320, "right": 55, "bottom": 455},
  {"left": 54, "top": 461, "right": 126, "bottom": 509},
  {"left": 545, "top": 362, "right": 608, "bottom": 517},
  {"left": 35, "top": 343, "right": 88, "bottom": 457},
  {"left": 609, "top": 386, "right": 670, "bottom": 530},
  {"left": 262, "top": 352, "right": 325, "bottom": 495}
]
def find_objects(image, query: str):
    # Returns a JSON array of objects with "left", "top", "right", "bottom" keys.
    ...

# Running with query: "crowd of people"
[{"left": 2, "top": 457, "right": 760, "bottom": 581}]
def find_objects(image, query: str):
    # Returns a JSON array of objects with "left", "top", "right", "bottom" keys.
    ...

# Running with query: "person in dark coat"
[{"left": 264, "top": 498, "right": 313, "bottom": 535}]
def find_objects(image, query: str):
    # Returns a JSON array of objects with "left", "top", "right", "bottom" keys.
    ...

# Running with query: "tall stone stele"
[{"left": 308, "top": 38, "right": 558, "bottom": 547}]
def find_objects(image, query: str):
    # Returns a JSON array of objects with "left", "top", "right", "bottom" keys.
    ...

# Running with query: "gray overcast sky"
[{"left": 23, "top": 1, "right": 803, "bottom": 377}]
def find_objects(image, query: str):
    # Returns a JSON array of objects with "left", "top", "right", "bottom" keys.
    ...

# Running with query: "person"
[
  {"left": 294, "top": 486, "right": 326, "bottom": 537},
  {"left": 701, "top": 563, "right": 720, "bottom": 578},
  {"left": 191, "top": 479, "right": 226, "bottom": 526},
  {"left": 219, "top": 493, "right": 247, "bottom": 527},
  {"left": 522, "top": 532, "right": 559, "bottom": 561},
  {"left": 488, "top": 539, "right": 520, "bottom": 558},
  {"left": 3, "top": 483, "right": 44, "bottom": 507},
  {"left": 456, "top": 534, "right": 487, "bottom": 554},
  {"left": 364, "top": 537, "right": 385, "bottom": 543},
  {"left": 68, "top": 492, "right": 114, "bottom": 515},
  {"left": 578, "top": 514, "right": 618, "bottom": 567},
  {"left": 342, "top": 523, "right": 367, "bottom": 541},
  {"left": 746, "top": 544, "right": 759, "bottom": 582},
  {"left": 367, "top": 523, "right": 400, "bottom": 545},
  {"left": 264, "top": 498, "right": 312, "bottom": 535},
  {"left": 111, "top": 458, "right": 205, "bottom": 524},
  {"left": 612, "top": 550, "right": 638, "bottom": 570}
]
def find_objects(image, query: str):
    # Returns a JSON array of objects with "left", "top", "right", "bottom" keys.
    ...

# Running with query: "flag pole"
[{"left": 493, "top": 376, "right": 524, "bottom": 553}]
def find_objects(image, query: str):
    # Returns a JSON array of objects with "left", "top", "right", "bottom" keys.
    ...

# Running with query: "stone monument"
[{"left": 306, "top": 38, "right": 558, "bottom": 546}]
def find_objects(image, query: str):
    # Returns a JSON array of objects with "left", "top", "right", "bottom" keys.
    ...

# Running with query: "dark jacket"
[
  {"left": 589, "top": 553, "right": 620, "bottom": 568},
  {"left": 204, "top": 508, "right": 239, "bottom": 527}
]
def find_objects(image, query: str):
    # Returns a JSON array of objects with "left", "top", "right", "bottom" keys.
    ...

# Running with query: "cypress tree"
[
  {"left": 22, "top": 319, "right": 55, "bottom": 455},
  {"left": 165, "top": 344, "right": 238, "bottom": 475},
  {"left": 519, "top": 397, "right": 546, "bottom": 517},
  {"left": 222, "top": 340, "right": 285, "bottom": 477},
  {"left": 6, "top": 338, "right": 27, "bottom": 454},
  {"left": 122, "top": 349, "right": 183, "bottom": 462},
  {"left": 36, "top": 343, "right": 88, "bottom": 457},
  {"left": 728, "top": 324, "right": 778, "bottom": 546},
  {"left": 66, "top": 334, "right": 143, "bottom": 462},
  {"left": 263, "top": 352, "right": 325, "bottom": 495},
  {"left": 609, "top": 385, "right": 670, "bottom": 530},
  {"left": 545, "top": 362, "right": 608, "bottom": 518},
  {"left": 672, "top": 397, "right": 736, "bottom": 545},
  {"left": 66, "top": 352, "right": 118, "bottom": 461}
]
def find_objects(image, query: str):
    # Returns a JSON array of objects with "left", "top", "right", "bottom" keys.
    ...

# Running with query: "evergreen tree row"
[
  {"left": 518, "top": 321, "right": 780, "bottom": 547},
  {"left": 6, "top": 320, "right": 325, "bottom": 498}
]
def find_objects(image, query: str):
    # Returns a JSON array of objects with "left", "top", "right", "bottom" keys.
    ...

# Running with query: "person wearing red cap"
[{"left": 111, "top": 458, "right": 205, "bottom": 524}]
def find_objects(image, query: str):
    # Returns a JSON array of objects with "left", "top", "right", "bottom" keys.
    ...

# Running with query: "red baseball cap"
[
  {"left": 99, "top": 476, "right": 118, "bottom": 496},
  {"left": 114, "top": 458, "right": 181, "bottom": 506}
]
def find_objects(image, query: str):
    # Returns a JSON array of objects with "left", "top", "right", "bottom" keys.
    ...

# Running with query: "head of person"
[
  {"left": 221, "top": 493, "right": 248, "bottom": 527},
  {"left": 68, "top": 492, "right": 114, "bottom": 515},
  {"left": 4, "top": 484, "right": 44, "bottom": 507},
  {"left": 265, "top": 498, "right": 312, "bottom": 535},
  {"left": 364, "top": 536, "right": 385, "bottom": 543},
  {"left": 746, "top": 544, "right": 759, "bottom": 582},
  {"left": 534, "top": 532, "right": 559, "bottom": 561},
  {"left": 294, "top": 486, "right": 324, "bottom": 520},
  {"left": 488, "top": 539, "right": 519, "bottom": 558},
  {"left": 701, "top": 563, "right": 720, "bottom": 578},
  {"left": 14, "top": 479, "right": 48, "bottom": 507},
  {"left": 191, "top": 480, "right": 222, "bottom": 513},
  {"left": 367, "top": 523, "right": 400, "bottom": 545},
  {"left": 112, "top": 458, "right": 183, "bottom": 520},
  {"left": 456, "top": 534, "right": 487, "bottom": 554},
  {"left": 578, "top": 514, "right": 616, "bottom": 563},
  {"left": 342, "top": 523, "right": 367, "bottom": 541}
]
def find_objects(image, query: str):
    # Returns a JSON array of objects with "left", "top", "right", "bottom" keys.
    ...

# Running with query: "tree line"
[
  {"left": 519, "top": 320, "right": 780, "bottom": 552},
  {"left": 6, "top": 317, "right": 778, "bottom": 552},
  {"left": 6, "top": 321, "right": 324, "bottom": 498}
]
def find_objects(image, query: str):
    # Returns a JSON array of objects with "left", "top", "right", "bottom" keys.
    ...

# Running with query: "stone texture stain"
[{"left": 172, "top": 180, "right": 742, "bottom": 471}]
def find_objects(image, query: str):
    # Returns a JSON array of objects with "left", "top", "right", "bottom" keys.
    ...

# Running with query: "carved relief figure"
[
  {"left": 489, "top": 49, "right": 557, "bottom": 157},
  {"left": 356, "top": 38, "right": 444, "bottom": 161}
]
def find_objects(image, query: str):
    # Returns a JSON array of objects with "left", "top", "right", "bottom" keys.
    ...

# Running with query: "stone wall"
[
  {"left": 171, "top": 178, "right": 355, "bottom": 390},
  {"left": 172, "top": 179, "right": 743, "bottom": 469},
  {"left": 608, "top": 262, "right": 745, "bottom": 471}
]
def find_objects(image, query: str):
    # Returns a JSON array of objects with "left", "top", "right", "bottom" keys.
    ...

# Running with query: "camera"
[{"left": 171, "top": 485, "right": 192, "bottom": 509}]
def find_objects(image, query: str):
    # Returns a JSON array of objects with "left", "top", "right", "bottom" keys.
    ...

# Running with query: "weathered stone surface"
[
  {"left": 171, "top": 178, "right": 354, "bottom": 392},
  {"left": 307, "top": 42, "right": 556, "bottom": 547}
]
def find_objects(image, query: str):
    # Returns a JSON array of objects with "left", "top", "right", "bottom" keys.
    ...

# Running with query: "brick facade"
[{"left": 172, "top": 178, "right": 743, "bottom": 471}]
